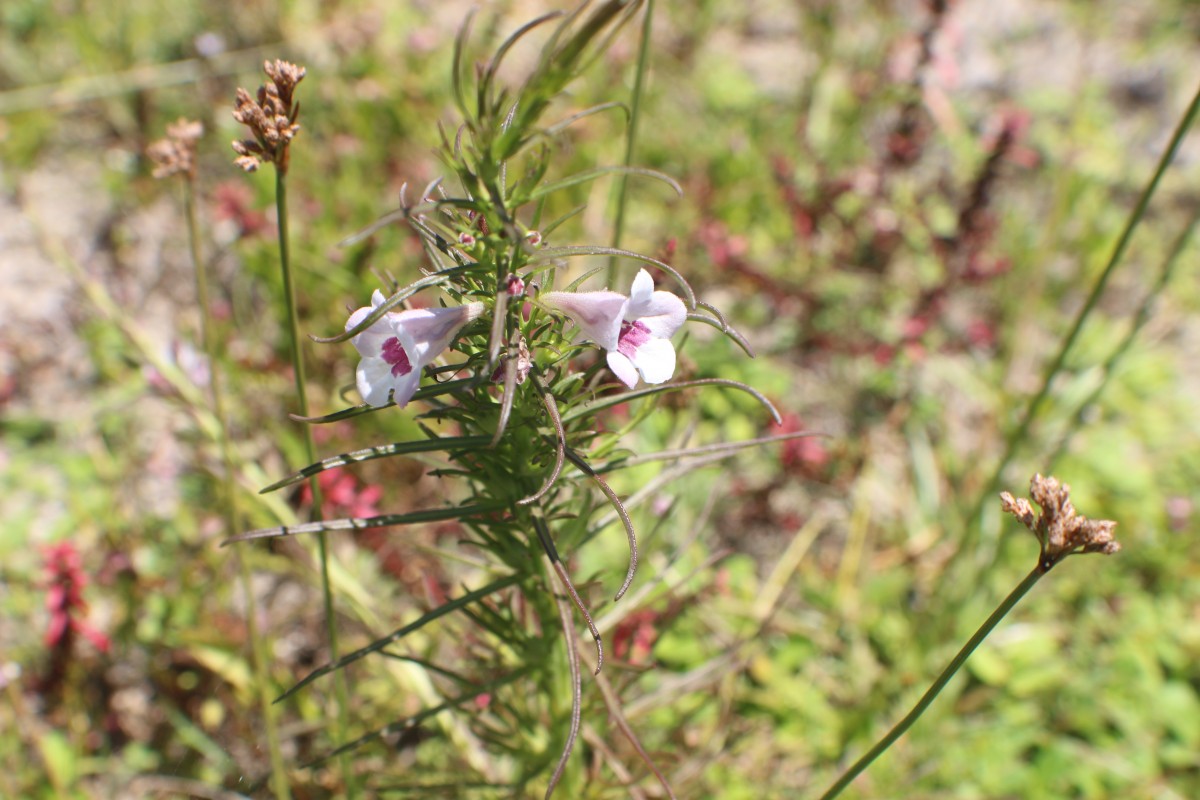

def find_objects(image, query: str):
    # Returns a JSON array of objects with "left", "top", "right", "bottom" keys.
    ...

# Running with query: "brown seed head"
[
  {"left": 230, "top": 59, "right": 306, "bottom": 173},
  {"left": 147, "top": 117, "right": 204, "bottom": 179},
  {"left": 1000, "top": 473, "right": 1121, "bottom": 571},
  {"left": 264, "top": 59, "right": 306, "bottom": 110}
]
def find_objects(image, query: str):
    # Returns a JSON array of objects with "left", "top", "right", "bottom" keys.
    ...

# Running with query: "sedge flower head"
[
  {"left": 542, "top": 268, "right": 686, "bottom": 388},
  {"left": 1001, "top": 473, "right": 1120, "bottom": 571},
  {"left": 347, "top": 291, "right": 482, "bottom": 407}
]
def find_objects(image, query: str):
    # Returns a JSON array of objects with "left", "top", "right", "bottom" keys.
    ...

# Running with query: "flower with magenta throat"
[
  {"left": 347, "top": 290, "right": 482, "bottom": 407},
  {"left": 542, "top": 269, "right": 686, "bottom": 388}
]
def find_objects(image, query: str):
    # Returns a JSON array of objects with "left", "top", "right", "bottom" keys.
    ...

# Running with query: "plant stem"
[
  {"left": 607, "top": 0, "right": 653, "bottom": 282},
  {"left": 959, "top": 80, "right": 1200, "bottom": 561},
  {"left": 185, "top": 179, "right": 291, "bottom": 799},
  {"left": 274, "top": 169, "right": 355, "bottom": 797},
  {"left": 1045, "top": 214, "right": 1198, "bottom": 472},
  {"left": 817, "top": 565, "right": 1043, "bottom": 800}
]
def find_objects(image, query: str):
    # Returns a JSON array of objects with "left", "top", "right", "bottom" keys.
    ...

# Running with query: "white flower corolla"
[
  {"left": 346, "top": 290, "right": 482, "bottom": 407},
  {"left": 542, "top": 269, "right": 687, "bottom": 388}
]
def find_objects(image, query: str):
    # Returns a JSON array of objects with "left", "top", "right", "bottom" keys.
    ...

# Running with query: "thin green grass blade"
[
  {"left": 608, "top": 0, "right": 654, "bottom": 280},
  {"left": 1046, "top": 214, "right": 1199, "bottom": 471}
]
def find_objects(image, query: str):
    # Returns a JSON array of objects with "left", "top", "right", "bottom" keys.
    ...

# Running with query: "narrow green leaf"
[
  {"left": 562, "top": 378, "right": 782, "bottom": 425},
  {"left": 539, "top": 203, "right": 587, "bottom": 238},
  {"left": 222, "top": 502, "right": 505, "bottom": 545},
  {"left": 529, "top": 165, "right": 681, "bottom": 202},
  {"left": 260, "top": 436, "right": 494, "bottom": 494},
  {"left": 482, "top": 11, "right": 565, "bottom": 113},
  {"left": 278, "top": 573, "right": 525, "bottom": 702},
  {"left": 313, "top": 264, "right": 480, "bottom": 344},
  {"left": 544, "top": 101, "right": 629, "bottom": 137},
  {"left": 593, "top": 430, "right": 825, "bottom": 472},
  {"left": 686, "top": 311, "right": 755, "bottom": 357},
  {"left": 532, "top": 245, "right": 696, "bottom": 308},
  {"left": 310, "top": 665, "right": 534, "bottom": 764},
  {"left": 290, "top": 379, "right": 474, "bottom": 424}
]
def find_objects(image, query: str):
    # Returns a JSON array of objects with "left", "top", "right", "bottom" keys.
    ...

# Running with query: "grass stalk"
[
  {"left": 817, "top": 566, "right": 1044, "bottom": 800},
  {"left": 184, "top": 180, "right": 292, "bottom": 799},
  {"left": 1045, "top": 214, "right": 1198, "bottom": 472},
  {"left": 274, "top": 169, "right": 355, "bottom": 797},
  {"left": 959, "top": 81, "right": 1200, "bottom": 560},
  {"left": 607, "top": 0, "right": 654, "bottom": 282}
]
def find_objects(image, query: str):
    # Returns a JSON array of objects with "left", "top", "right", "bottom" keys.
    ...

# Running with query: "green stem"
[
  {"left": 1045, "top": 214, "right": 1198, "bottom": 473},
  {"left": 960, "top": 80, "right": 1200, "bottom": 558},
  {"left": 607, "top": 0, "right": 653, "bottom": 282},
  {"left": 185, "top": 179, "right": 291, "bottom": 799},
  {"left": 274, "top": 168, "right": 355, "bottom": 798},
  {"left": 817, "top": 565, "right": 1044, "bottom": 800}
]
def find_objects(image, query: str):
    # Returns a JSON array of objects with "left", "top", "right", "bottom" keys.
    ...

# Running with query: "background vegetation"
[{"left": 3, "top": 0, "right": 1199, "bottom": 797}]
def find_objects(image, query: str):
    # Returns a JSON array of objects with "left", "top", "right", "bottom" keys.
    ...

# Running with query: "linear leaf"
[
  {"left": 313, "top": 264, "right": 480, "bottom": 344},
  {"left": 222, "top": 502, "right": 505, "bottom": 545},
  {"left": 594, "top": 431, "right": 824, "bottom": 472},
  {"left": 532, "top": 245, "right": 695, "bottom": 308},
  {"left": 562, "top": 378, "right": 781, "bottom": 425},
  {"left": 529, "top": 165, "right": 681, "bottom": 202},
  {"left": 260, "top": 435, "right": 494, "bottom": 494},
  {"left": 310, "top": 665, "right": 533, "bottom": 763},
  {"left": 290, "top": 379, "right": 474, "bottom": 424},
  {"left": 279, "top": 572, "right": 525, "bottom": 703}
]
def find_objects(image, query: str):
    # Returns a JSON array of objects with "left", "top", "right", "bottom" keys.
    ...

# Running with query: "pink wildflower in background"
[
  {"left": 299, "top": 470, "right": 383, "bottom": 519},
  {"left": 42, "top": 542, "right": 109, "bottom": 654},
  {"left": 542, "top": 268, "right": 686, "bottom": 388}
]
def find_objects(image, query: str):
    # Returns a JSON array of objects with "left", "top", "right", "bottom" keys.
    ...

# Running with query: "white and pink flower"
[
  {"left": 347, "top": 291, "right": 482, "bottom": 407},
  {"left": 542, "top": 269, "right": 687, "bottom": 388}
]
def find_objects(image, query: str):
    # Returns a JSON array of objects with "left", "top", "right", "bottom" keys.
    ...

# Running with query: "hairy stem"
[{"left": 817, "top": 566, "right": 1043, "bottom": 800}]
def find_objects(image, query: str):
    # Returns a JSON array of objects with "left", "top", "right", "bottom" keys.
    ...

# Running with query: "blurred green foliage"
[{"left": 2, "top": 0, "right": 1199, "bottom": 797}]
